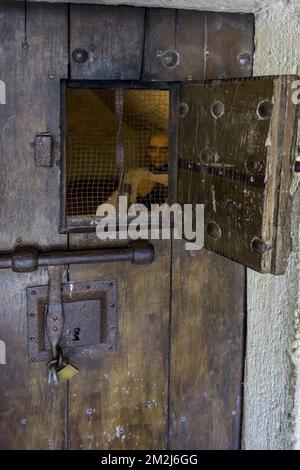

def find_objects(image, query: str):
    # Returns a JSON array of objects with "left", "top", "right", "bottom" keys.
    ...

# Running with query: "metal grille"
[{"left": 66, "top": 88, "right": 170, "bottom": 218}]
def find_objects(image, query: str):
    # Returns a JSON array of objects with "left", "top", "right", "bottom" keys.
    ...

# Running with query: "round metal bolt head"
[
  {"left": 211, "top": 101, "right": 224, "bottom": 119},
  {"left": 72, "top": 48, "right": 89, "bottom": 64},
  {"left": 207, "top": 221, "right": 222, "bottom": 240},
  {"left": 237, "top": 52, "right": 252, "bottom": 69},
  {"left": 199, "top": 148, "right": 216, "bottom": 164},
  {"left": 179, "top": 102, "right": 189, "bottom": 118},
  {"left": 161, "top": 50, "right": 179, "bottom": 68},
  {"left": 256, "top": 100, "right": 273, "bottom": 120},
  {"left": 251, "top": 238, "right": 270, "bottom": 255},
  {"left": 246, "top": 156, "right": 262, "bottom": 174},
  {"left": 145, "top": 400, "right": 154, "bottom": 409}
]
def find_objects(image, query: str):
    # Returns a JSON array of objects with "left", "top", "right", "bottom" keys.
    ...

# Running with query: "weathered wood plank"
[
  {"left": 177, "top": 76, "right": 298, "bottom": 273},
  {"left": 206, "top": 13, "right": 254, "bottom": 79},
  {"left": 169, "top": 243, "right": 245, "bottom": 449},
  {"left": 168, "top": 13, "right": 253, "bottom": 450},
  {"left": 142, "top": 9, "right": 205, "bottom": 81},
  {"left": 67, "top": 238, "right": 170, "bottom": 450},
  {"left": 0, "top": 1, "right": 68, "bottom": 251},
  {"left": 142, "top": 11, "right": 254, "bottom": 82},
  {"left": 70, "top": 5, "right": 145, "bottom": 80},
  {"left": 0, "top": 1, "right": 68, "bottom": 449},
  {"left": 0, "top": 269, "right": 66, "bottom": 450}
]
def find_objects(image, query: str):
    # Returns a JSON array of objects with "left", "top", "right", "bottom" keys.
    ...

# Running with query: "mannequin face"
[{"left": 149, "top": 133, "right": 169, "bottom": 168}]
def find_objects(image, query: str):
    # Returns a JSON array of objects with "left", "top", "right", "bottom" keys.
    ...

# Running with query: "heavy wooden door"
[{"left": 0, "top": 2, "right": 252, "bottom": 449}]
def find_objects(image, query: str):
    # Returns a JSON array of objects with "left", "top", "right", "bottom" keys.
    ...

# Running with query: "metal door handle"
[{"left": 0, "top": 242, "right": 155, "bottom": 273}]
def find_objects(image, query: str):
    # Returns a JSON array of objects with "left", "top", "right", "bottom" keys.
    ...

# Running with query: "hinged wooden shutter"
[{"left": 178, "top": 76, "right": 299, "bottom": 273}]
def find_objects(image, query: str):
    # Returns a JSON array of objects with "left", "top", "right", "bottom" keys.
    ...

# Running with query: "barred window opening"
[{"left": 66, "top": 87, "right": 170, "bottom": 221}]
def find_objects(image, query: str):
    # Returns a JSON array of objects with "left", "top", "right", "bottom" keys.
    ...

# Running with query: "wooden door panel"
[
  {"left": 0, "top": 2, "right": 68, "bottom": 450},
  {"left": 67, "top": 238, "right": 171, "bottom": 450},
  {"left": 167, "top": 11, "right": 253, "bottom": 450},
  {"left": 70, "top": 5, "right": 145, "bottom": 80},
  {"left": 0, "top": 3, "right": 253, "bottom": 450},
  {"left": 169, "top": 243, "right": 245, "bottom": 449},
  {"left": 0, "top": 1, "right": 68, "bottom": 251},
  {"left": 178, "top": 76, "right": 297, "bottom": 273},
  {"left": 142, "top": 10, "right": 254, "bottom": 81},
  {"left": 0, "top": 270, "right": 66, "bottom": 450}
]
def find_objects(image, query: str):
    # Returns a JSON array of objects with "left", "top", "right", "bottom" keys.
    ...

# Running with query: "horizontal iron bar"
[{"left": 0, "top": 243, "right": 155, "bottom": 273}]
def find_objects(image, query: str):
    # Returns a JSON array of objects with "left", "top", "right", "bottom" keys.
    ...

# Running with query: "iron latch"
[{"left": 0, "top": 242, "right": 154, "bottom": 273}]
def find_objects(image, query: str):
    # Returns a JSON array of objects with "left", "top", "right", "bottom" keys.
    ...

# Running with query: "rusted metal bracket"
[
  {"left": 0, "top": 242, "right": 155, "bottom": 273},
  {"left": 46, "top": 266, "right": 64, "bottom": 358}
]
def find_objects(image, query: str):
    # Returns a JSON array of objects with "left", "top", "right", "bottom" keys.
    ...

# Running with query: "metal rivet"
[
  {"left": 237, "top": 52, "right": 252, "bottom": 69},
  {"left": 30, "top": 337, "right": 35, "bottom": 341},
  {"left": 246, "top": 156, "right": 262, "bottom": 174},
  {"left": 117, "top": 426, "right": 125, "bottom": 436},
  {"left": 256, "top": 100, "right": 273, "bottom": 120},
  {"left": 31, "top": 356, "right": 36, "bottom": 362},
  {"left": 48, "top": 72, "right": 55, "bottom": 79},
  {"left": 52, "top": 326, "right": 58, "bottom": 332},
  {"left": 211, "top": 101, "right": 224, "bottom": 119},
  {"left": 161, "top": 50, "right": 179, "bottom": 68},
  {"left": 31, "top": 290, "right": 36, "bottom": 295},
  {"left": 20, "top": 418, "right": 27, "bottom": 426},
  {"left": 199, "top": 148, "right": 216, "bottom": 164},
  {"left": 86, "top": 408, "right": 94, "bottom": 417},
  {"left": 145, "top": 400, "right": 154, "bottom": 409},
  {"left": 207, "top": 221, "right": 222, "bottom": 240},
  {"left": 111, "top": 326, "right": 116, "bottom": 331},
  {"left": 251, "top": 238, "right": 270, "bottom": 255},
  {"left": 86, "top": 285, "right": 91, "bottom": 290},
  {"left": 180, "top": 416, "right": 187, "bottom": 423},
  {"left": 22, "top": 41, "right": 30, "bottom": 49},
  {"left": 179, "top": 102, "right": 189, "bottom": 118},
  {"left": 72, "top": 48, "right": 89, "bottom": 64},
  {"left": 108, "top": 346, "right": 113, "bottom": 351},
  {"left": 29, "top": 313, "right": 35, "bottom": 318},
  {"left": 52, "top": 316, "right": 58, "bottom": 321}
]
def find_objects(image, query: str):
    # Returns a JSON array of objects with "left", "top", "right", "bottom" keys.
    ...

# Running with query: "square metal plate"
[{"left": 27, "top": 279, "right": 117, "bottom": 362}]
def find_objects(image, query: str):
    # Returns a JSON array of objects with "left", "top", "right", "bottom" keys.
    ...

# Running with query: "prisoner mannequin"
[{"left": 108, "top": 132, "right": 169, "bottom": 207}]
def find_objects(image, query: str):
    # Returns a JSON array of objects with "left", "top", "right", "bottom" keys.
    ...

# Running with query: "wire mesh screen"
[{"left": 66, "top": 88, "right": 170, "bottom": 219}]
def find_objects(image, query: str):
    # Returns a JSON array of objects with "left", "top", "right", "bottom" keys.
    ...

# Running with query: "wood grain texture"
[
  {"left": 205, "top": 13, "right": 254, "bottom": 79},
  {"left": 178, "top": 76, "right": 298, "bottom": 273},
  {"left": 142, "top": 11, "right": 254, "bottom": 81},
  {"left": 67, "top": 238, "right": 171, "bottom": 450},
  {"left": 70, "top": 5, "right": 145, "bottom": 80},
  {"left": 142, "top": 9, "right": 205, "bottom": 81},
  {"left": 0, "top": 1, "right": 68, "bottom": 251},
  {"left": 0, "top": 3, "right": 254, "bottom": 450},
  {"left": 0, "top": 2, "right": 68, "bottom": 450},
  {"left": 0, "top": 268, "right": 67, "bottom": 450},
  {"left": 168, "top": 242, "right": 245, "bottom": 449}
]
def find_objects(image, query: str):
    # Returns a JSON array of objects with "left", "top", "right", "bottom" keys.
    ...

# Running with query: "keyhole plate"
[{"left": 27, "top": 279, "right": 117, "bottom": 362}]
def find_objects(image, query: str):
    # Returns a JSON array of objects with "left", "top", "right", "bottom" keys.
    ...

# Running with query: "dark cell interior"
[{"left": 66, "top": 88, "right": 170, "bottom": 218}]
